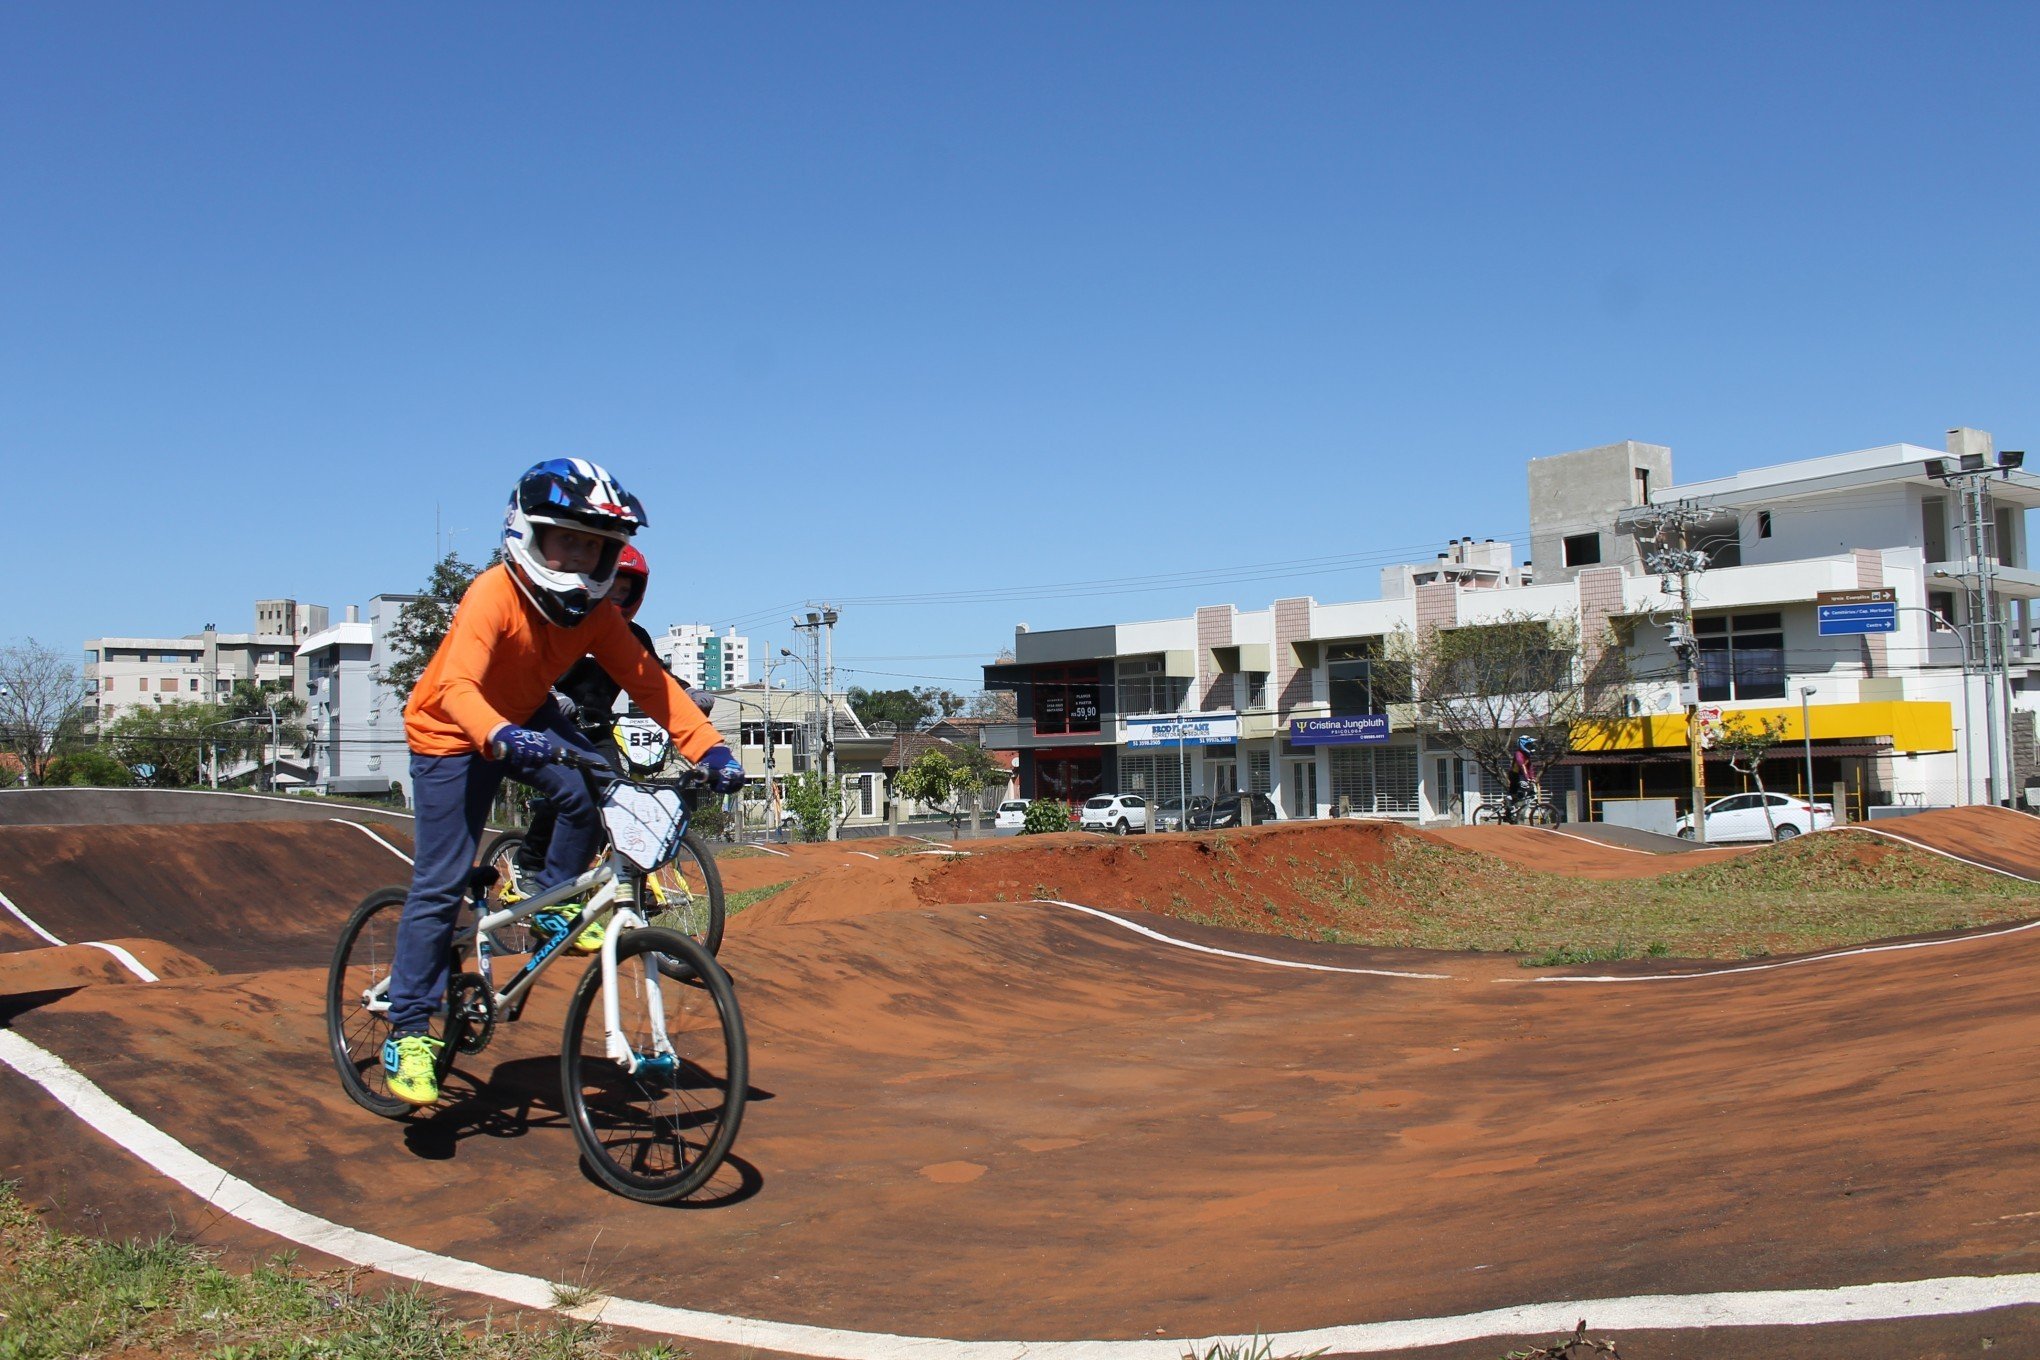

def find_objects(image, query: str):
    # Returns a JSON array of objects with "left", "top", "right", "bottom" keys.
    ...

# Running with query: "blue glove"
[
  {"left": 698, "top": 744, "right": 747, "bottom": 794},
  {"left": 493, "top": 725, "right": 567, "bottom": 777}
]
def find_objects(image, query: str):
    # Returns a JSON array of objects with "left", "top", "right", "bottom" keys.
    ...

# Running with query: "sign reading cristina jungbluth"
[{"left": 1287, "top": 715, "right": 1390, "bottom": 746}]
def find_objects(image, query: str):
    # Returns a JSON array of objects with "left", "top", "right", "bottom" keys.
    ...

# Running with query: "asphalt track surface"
[{"left": 4, "top": 807, "right": 2040, "bottom": 1358}]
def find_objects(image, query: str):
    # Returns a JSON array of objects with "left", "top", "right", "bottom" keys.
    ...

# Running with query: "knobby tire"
[{"left": 561, "top": 927, "right": 747, "bottom": 1204}]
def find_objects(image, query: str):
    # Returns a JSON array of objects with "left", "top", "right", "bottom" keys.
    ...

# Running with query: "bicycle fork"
[{"left": 597, "top": 903, "right": 679, "bottom": 1077}]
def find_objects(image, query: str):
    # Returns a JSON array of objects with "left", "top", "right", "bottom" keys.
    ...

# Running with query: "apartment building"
[
  {"left": 984, "top": 429, "right": 2036, "bottom": 822},
  {"left": 654, "top": 625, "right": 752, "bottom": 689},
  {"left": 298, "top": 595, "right": 420, "bottom": 800},
  {"left": 85, "top": 598, "right": 327, "bottom": 728}
]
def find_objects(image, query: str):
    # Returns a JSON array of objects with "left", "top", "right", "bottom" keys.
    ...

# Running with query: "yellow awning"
[{"left": 1573, "top": 699, "right": 1953, "bottom": 755}]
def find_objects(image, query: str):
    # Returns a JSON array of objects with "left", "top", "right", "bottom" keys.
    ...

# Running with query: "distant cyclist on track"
[
  {"left": 1508, "top": 735, "right": 1538, "bottom": 823},
  {"left": 380, "top": 459, "right": 747, "bottom": 1109}
]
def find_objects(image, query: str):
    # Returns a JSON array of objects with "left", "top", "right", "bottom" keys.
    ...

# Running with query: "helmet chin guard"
[{"left": 502, "top": 458, "right": 646, "bottom": 627}]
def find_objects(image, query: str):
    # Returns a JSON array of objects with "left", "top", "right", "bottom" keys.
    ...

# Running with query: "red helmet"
[{"left": 611, "top": 544, "right": 649, "bottom": 619}]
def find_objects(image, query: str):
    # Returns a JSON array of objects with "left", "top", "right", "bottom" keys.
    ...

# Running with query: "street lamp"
[{"left": 1799, "top": 686, "right": 1816, "bottom": 811}]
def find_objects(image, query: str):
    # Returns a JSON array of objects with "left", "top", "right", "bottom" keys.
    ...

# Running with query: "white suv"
[{"left": 1079, "top": 794, "right": 1148, "bottom": 835}]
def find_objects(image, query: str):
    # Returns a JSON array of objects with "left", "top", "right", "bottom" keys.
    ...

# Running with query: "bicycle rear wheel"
[
  {"left": 644, "top": 829, "right": 725, "bottom": 956},
  {"left": 561, "top": 927, "right": 746, "bottom": 1204},
  {"left": 1472, "top": 801, "right": 1501, "bottom": 825},
  {"left": 326, "top": 888, "right": 468, "bottom": 1118},
  {"left": 478, "top": 833, "right": 540, "bottom": 956}
]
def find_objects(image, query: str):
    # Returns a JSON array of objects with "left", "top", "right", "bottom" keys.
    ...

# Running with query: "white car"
[
  {"left": 1676, "top": 792, "right": 1835, "bottom": 842},
  {"left": 993, "top": 799, "right": 1029, "bottom": 830},
  {"left": 1078, "top": 793, "right": 1148, "bottom": 835}
]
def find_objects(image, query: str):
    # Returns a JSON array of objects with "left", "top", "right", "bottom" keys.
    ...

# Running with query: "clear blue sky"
[{"left": 7, "top": 3, "right": 2036, "bottom": 691}]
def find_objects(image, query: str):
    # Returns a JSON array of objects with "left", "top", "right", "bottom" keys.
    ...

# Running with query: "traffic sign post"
[{"left": 1816, "top": 588, "right": 1897, "bottom": 636}]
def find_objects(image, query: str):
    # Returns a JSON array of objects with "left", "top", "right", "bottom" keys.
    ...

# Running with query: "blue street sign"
[
  {"left": 1816, "top": 603, "right": 1897, "bottom": 636},
  {"left": 1287, "top": 714, "right": 1390, "bottom": 746}
]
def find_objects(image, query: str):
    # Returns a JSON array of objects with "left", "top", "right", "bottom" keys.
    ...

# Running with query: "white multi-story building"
[
  {"left": 655, "top": 625, "right": 751, "bottom": 690},
  {"left": 84, "top": 599, "right": 327, "bottom": 729},
  {"left": 985, "top": 428, "right": 2040, "bottom": 823},
  {"left": 299, "top": 595, "right": 421, "bottom": 801}
]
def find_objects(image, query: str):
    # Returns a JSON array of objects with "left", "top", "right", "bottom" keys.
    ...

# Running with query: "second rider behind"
[{"left": 513, "top": 544, "right": 714, "bottom": 896}]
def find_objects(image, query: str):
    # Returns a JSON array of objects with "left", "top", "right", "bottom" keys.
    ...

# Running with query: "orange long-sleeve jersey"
[{"left": 404, "top": 564, "right": 720, "bottom": 763}]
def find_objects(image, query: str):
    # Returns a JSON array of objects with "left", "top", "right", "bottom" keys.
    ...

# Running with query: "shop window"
[
  {"left": 1329, "top": 746, "right": 1419, "bottom": 814},
  {"left": 1031, "top": 665, "right": 1102, "bottom": 735},
  {"left": 1697, "top": 612, "right": 1785, "bottom": 702}
]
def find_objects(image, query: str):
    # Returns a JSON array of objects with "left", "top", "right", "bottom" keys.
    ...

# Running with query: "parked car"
[
  {"left": 993, "top": 799, "right": 1029, "bottom": 830},
  {"left": 1078, "top": 793, "right": 1149, "bottom": 835},
  {"left": 1152, "top": 794, "right": 1213, "bottom": 832},
  {"left": 1675, "top": 792, "right": 1834, "bottom": 842},
  {"left": 1189, "top": 791, "right": 1279, "bottom": 830}
]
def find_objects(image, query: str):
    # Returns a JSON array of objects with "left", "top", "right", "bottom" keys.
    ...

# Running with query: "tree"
[
  {"left": 210, "top": 678, "right": 308, "bottom": 756},
  {"left": 1387, "top": 611, "right": 1630, "bottom": 802},
  {"left": 781, "top": 768, "right": 843, "bottom": 843},
  {"left": 42, "top": 748, "right": 133, "bottom": 787},
  {"left": 963, "top": 649, "right": 1019, "bottom": 722},
  {"left": 1021, "top": 799, "right": 1071, "bottom": 834},
  {"left": 848, "top": 686, "right": 966, "bottom": 733},
  {"left": 100, "top": 703, "right": 222, "bottom": 787},
  {"left": 378, "top": 552, "right": 485, "bottom": 697},
  {"left": 892, "top": 748, "right": 958, "bottom": 811},
  {"left": 1714, "top": 713, "right": 1792, "bottom": 838},
  {"left": 0, "top": 639, "right": 88, "bottom": 784}
]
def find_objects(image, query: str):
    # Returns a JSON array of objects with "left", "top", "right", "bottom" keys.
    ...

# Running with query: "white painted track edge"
[{"left": 4, "top": 1027, "right": 2040, "bottom": 1355}]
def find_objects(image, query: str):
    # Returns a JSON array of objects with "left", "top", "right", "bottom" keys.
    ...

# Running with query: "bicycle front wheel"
[
  {"left": 561, "top": 927, "right": 746, "bottom": 1204},
  {"left": 327, "top": 888, "right": 466, "bottom": 1118},
  {"left": 645, "top": 829, "right": 725, "bottom": 956},
  {"left": 1526, "top": 801, "right": 1558, "bottom": 828}
]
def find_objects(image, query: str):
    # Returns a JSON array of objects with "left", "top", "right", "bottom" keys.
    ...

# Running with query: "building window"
[
  {"left": 1562, "top": 533, "right": 1602, "bottom": 567},
  {"left": 1928, "top": 590, "right": 1959, "bottom": 631},
  {"left": 1247, "top": 750, "right": 1272, "bottom": 794},
  {"left": 1757, "top": 510, "right": 1773, "bottom": 539},
  {"left": 138, "top": 677, "right": 149, "bottom": 691},
  {"left": 1697, "top": 612, "right": 1785, "bottom": 702},
  {"left": 1325, "top": 639, "right": 1405, "bottom": 714},
  {"left": 1244, "top": 672, "right": 1269, "bottom": 710},
  {"left": 1116, "top": 661, "right": 1188, "bottom": 716},
  {"left": 84, "top": 650, "right": 98, "bottom": 663},
  {"left": 1635, "top": 467, "right": 1651, "bottom": 502},
  {"left": 1032, "top": 665, "right": 1101, "bottom": 735},
  {"left": 1329, "top": 746, "right": 1419, "bottom": 815}
]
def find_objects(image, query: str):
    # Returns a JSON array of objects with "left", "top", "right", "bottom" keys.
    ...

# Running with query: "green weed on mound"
[
  {"left": 0, "top": 1183, "right": 679, "bottom": 1360},
  {"left": 1315, "top": 829, "right": 2040, "bottom": 965}
]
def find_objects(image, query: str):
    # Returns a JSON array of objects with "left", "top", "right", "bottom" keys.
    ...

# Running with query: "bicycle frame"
[{"left": 352, "top": 847, "right": 680, "bottom": 1078}]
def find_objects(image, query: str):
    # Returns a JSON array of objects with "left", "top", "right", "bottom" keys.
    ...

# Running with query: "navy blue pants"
[{"left": 385, "top": 704, "right": 604, "bottom": 1037}]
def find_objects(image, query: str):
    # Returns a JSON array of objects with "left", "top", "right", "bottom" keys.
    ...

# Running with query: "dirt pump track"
[{"left": 4, "top": 809, "right": 2040, "bottom": 1358}]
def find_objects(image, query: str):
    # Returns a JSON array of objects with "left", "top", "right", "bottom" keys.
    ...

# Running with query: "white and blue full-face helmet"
[{"left": 501, "top": 458, "right": 647, "bottom": 627}]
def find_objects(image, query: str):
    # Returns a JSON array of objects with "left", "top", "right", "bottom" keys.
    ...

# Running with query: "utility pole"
[
  {"left": 1639, "top": 501, "right": 1713, "bottom": 844},
  {"left": 1927, "top": 434, "right": 2026, "bottom": 805},
  {"left": 790, "top": 605, "right": 842, "bottom": 840}
]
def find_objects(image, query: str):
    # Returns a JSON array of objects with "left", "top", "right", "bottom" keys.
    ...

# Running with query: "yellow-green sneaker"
[
  {"left": 382, "top": 1033, "right": 444, "bottom": 1106},
  {"left": 535, "top": 903, "right": 606, "bottom": 955}
]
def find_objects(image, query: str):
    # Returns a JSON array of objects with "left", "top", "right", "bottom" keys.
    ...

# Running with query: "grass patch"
[
  {"left": 713, "top": 845, "right": 771, "bottom": 860},
  {"left": 1316, "top": 830, "right": 2040, "bottom": 965},
  {"left": 0, "top": 1182, "right": 673, "bottom": 1360},
  {"left": 725, "top": 881, "right": 792, "bottom": 916}
]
